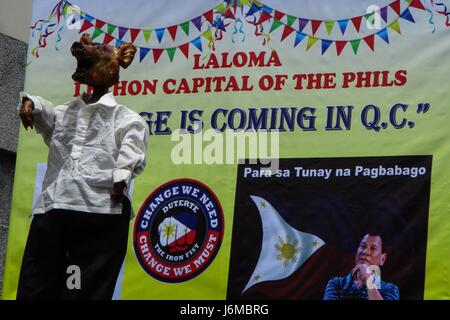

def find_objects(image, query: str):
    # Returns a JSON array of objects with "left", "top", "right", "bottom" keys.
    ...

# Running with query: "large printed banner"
[{"left": 3, "top": 0, "right": 450, "bottom": 299}]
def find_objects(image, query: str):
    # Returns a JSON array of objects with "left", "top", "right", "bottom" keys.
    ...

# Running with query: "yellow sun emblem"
[
  {"left": 274, "top": 235, "right": 302, "bottom": 267},
  {"left": 161, "top": 222, "right": 177, "bottom": 238}
]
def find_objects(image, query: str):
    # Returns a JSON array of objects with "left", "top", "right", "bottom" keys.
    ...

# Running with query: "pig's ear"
[
  {"left": 118, "top": 43, "right": 137, "bottom": 69},
  {"left": 80, "top": 33, "right": 93, "bottom": 45}
]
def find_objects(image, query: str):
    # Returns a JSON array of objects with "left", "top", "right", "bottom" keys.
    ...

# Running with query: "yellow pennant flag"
[
  {"left": 389, "top": 19, "right": 401, "bottom": 35},
  {"left": 306, "top": 36, "right": 319, "bottom": 50}
]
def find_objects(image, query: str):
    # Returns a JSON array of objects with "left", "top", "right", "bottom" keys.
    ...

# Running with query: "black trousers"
[{"left": 17, "top": 200, "right": 130, "bottom": 300}]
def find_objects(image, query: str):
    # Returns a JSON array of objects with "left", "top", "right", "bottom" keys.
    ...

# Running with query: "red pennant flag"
[
  {"left": 311, "top": 20, "right": 322, "bottom": 35},
  {"left": 79, "top": 20, "right": 94, "bottom": 33},
  {"left": 335, "top": 40, "right": 347, "bottom": 56},
  {"left": 363, "top": 34, "right": 375, "bottom": 51},
  {"left": 130, "top": 28, "right": 140, "bottom": 43},
  {"left": 274, "top": 10, "right": 285, "bottom": 21},
  {"left": 351, "top": 16, "right": 362, "bottom": 32},
  {"left": 203, "top": 9, "right": 214, "bottom": 24},
  {"left": 168, "top": 25, "right": 178, "bottom": 41},
  {"left": 224, "top": 9, "right": 235, "bottom": 20},
  {"left": 280, "top": 25, "right": 295, "bottom": 41},
  {"left": 103, "top": 33, "right": 114, "bottom": 45},
  {"left": 152, "top": 48, "right": 164, "bottom": 63},
  {"left": 410, "top": 0, "right": 425, "bottom": 10},
  {"left": 95, "top": 19, "right": 105, "bottom": 30},
  {"left": 390, "top": 0, "right": 401, "bottom": 15},
  {"left": 179, "top": 43, "right": 189, "bottom": 59},
  {"left": 257, "top": 11, "right": 272, "bottom": 25}
]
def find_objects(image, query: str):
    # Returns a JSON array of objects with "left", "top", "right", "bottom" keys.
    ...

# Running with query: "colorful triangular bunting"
[
  {"left": 294, "top": 32, "right": 306, "bottom": 47},
  {"left": 180, "top": 21, "right": 190, "bottom": 36},
  {"left": 152, "top": 48, "right": 164, "bottom": 63},
  {"left": 298, "top": 18, "right": 308, "bottom": 32},
  {"left": 179, "top": 42, "right": 189, "bottom": 58},
  {"left": 274, "top": 10, "right": 285, "bottom": 21},
  {"left": 155, "top": 28, "right": 165, "bottom": 43},
  {"left": 400, "top": 8, "right": 415, "bottom": 23},
  {"left": 389, "top": 19, "right": 401, "bottom": 34},
  {"left": 130, "top": 28, "right": 140, "bottom": 43},
  {"left": 324, "top": 20, "right": 334, "bottom": 35},
  {"left": 143, "top": 29, "right": 152, "bottom": 43},
  {"left": 376, "top": 28, "right": 389, "bottom": 43},
  {"left": 311, "top": 20, "right": 322, "bottom": 35},
  {"left": 103, "top": 33, "right": 114, "bottom": 45},
  {"left": 350, "top": 39, "right": 361, "bottom": 54},
  {"left": 269, "top": 19, "right": 283, "bottom": 33},
  {"left": 257, "top": 11, "right": 272, "bottom": 25},
  {"left": 192, "top": 16, "right": 202, "bottom": 31},
  {"left": 335, "top": 40, "right": 347, "bottom": 56},
  {"left": 246, "top": 3, "right": 262, "bottom": 16},
  {"left": 167, "top": 47, "right": 176, "bottom": 62},
  {"left": 321, "top": 39, "right": 333, "bottom": 54},
  {"left": 409, "top": 0, "right": 425, "bottom": 10},
  {"left": 363, "top": 34, "right": 375, "bottom": 51},
  {"left": 191, "top": 36, "right": 203, "bottom": 52},
  {"left": 287, "top": 15, "right": 296, "bottom": 27},
  {"left": 338, "top": 19, "right": 349, "bottom": 34},
  {"left": 351, "top": 16, "right": 362, "bottom": 32},
  {"left": 281, "top": 25, "right": 295, "bottom": 41},
  {"left": 380, "top": 6, "right": 388, "bottom": 22},
  {"left": 107, "top": 23, "right": 117, "bottom": 35},
  {"left": 203, "top": 9, "right": 214, "bottom": 24},
  {"left": 118, "top": 27, "right": 128, "bottom": 40},
  {"left": 139, "top": 47, "right": 150, "bottom": 62},
  {"left": 390, "top": 0, "right": 401, "bottom": 15},
  {"left": 91, "top": 28, "right": 103, "bottom": 41},
  {"left": 95, "top": 19, "right": 105, "bottom": 30},
  {"left": 168, "top": 25, "right": 178, "bottom": 41},
  {"left": 79, "top": 19, "right": 94, "bottom": 33},
  {"left": 306, "top": 36, "right": 318, "bottom": 50}
]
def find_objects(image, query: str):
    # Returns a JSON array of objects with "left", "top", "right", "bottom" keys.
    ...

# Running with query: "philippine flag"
[{"left": 158, "top": 212, "right": 197, "bottom": 253}]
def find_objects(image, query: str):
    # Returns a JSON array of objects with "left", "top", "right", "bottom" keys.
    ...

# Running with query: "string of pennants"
[{"left": 29, "top": 0, "right": 429, "bottom": 64}]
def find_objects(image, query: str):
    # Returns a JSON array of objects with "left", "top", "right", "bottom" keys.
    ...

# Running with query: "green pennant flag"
[
  {"left": 287, "top": 15, "right": 296, "bottom": 27},
  {"left": 324, "top": 20, "right": 335, "bottom": 35},
  {"left": 269, "top": 19, "right": 283, "bottom": 33},
  {"left": 306, "top": 36, "right": 318, "bottom": 50},
  {"left": 404, "top": 0, "right": 413, "bottom": 4},
  {"left": 167, "top": 47, "right": 176, "bottom": 62},
  {"left": 365, "top": 12, "right": 375, "bottom": 26},
  {"left": 350, "top": 39, "right": 361, "bottom": 54},
  {"left": 203, "top": 29, "right": 213, "bottom": 42},
  {"left": 92, "top": 28, "right": 103, "bottom": 40},
  {"left": 389, "top": 19, "right": 401, "bottom": 34},
  {"left": 215, "top": 2, "right": 225, "bottom": 13},
  {"left": 107, "top": 24, "right": 117, "bottom": 35},
  {"left": 180, "top": 21, "right": 190, "bottom": 36},
  {"left": 143, "top": 29, "right": 152, "bottom": 43}
]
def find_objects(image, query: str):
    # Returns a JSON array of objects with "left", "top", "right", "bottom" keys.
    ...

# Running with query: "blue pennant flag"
[
  {"left": 337, "top": 19, "right": 349, "bottom": 35},
  {"left": 115, "top": 39, "right": 123, "bottom": 48},
  {"left": 400, "top": 8, "right": 415, "bottom": 23},
  {"left": 321, "top": 39, "right": 333, "bottom": 54},
  {"left": 191, "top": 36, "right": 202, "bottom": 52},
  {"left": 262, "top": 5, "right": 273, "bottom": 14},
  {"left": 294, "top": 32, "right": 306, "bottom": 48},
  {"left": 246, "top": 3, "right": 262, "bottom": 16},
  {"left": 139, "top": 47, "right": 151, "bottom": 62},
  {"left": 376, "top": 28, "right": 389, "bottom": 44},
  {"left": 84, "top": 14, "right": 94, "bottom": 23},
  {"left": 155, "top": 28, "right": 165, "bottom": 43}
]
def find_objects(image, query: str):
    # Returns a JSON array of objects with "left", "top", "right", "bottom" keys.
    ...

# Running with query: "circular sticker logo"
[{"left": 133, "top": 179, "right": 224, "bottom": 283}]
